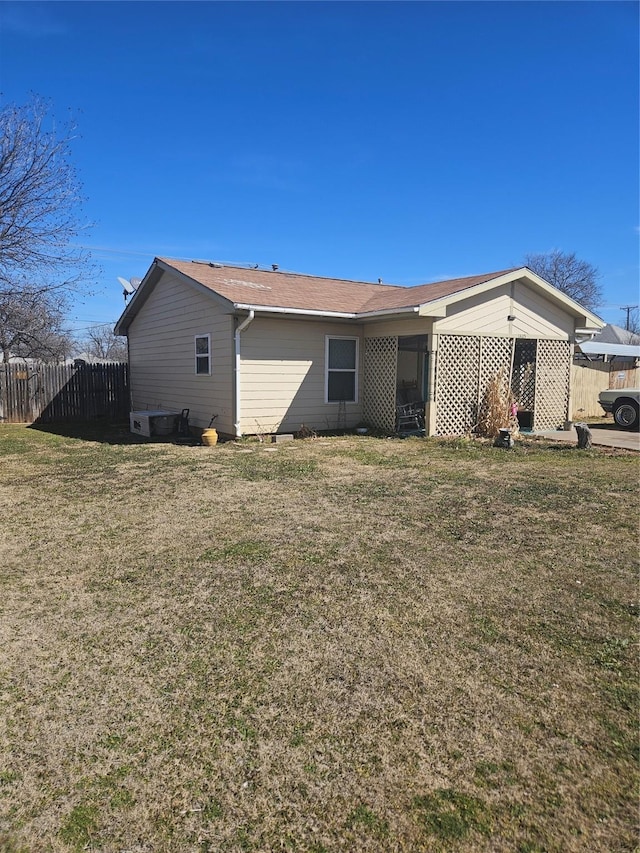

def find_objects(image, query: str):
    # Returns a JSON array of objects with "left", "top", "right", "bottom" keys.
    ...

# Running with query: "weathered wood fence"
[
  {"left": 0, "top": 362, "right": 130, "bottom": 423},
  {"left": 572, "top": 359, "right": 640, "bottom": 418}
]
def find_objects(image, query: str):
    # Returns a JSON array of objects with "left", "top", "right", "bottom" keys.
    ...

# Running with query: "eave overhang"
[
  {"left": 231, "top": 303, "right": 420, "bottom": 321},
  {"left": 114, "top": 261, "right": 605, "bottom": 336}
]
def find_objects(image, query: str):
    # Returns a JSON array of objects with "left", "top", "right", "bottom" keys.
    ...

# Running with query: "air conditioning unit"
[{"left": 129, "top": 410, "right": 178, "bottom": 437}]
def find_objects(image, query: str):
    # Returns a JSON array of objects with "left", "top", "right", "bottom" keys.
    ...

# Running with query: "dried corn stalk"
[{"left": 477, "top": 368, "right": 519, "bottom": 438}]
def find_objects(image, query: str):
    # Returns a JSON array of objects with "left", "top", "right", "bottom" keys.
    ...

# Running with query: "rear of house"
[{"left": 115, "top": 258, "right": 603, "bottom": 438}]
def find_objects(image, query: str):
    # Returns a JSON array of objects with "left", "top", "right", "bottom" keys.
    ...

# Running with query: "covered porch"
[{"left": 361, "top": 332, "right": 572, "bottom": 436}]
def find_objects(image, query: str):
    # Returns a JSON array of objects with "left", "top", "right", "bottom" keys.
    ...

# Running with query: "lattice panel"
[
  {"left": 435, "top": 335, "right": 481, "bottom": 435},
  {"left": 533, "top": 339, "right": 570, "bottom": 430},
  {"left": 363, "top": 337, "right": 398, "bottom": 432},
  {"left": 511, "top": 339, "right": 537, "bottom": 411},
  {"left": 477, "top": 337, "right": 515, "bottom": 427},
  {"left": 478, "top": 337, "right": 514, "bottom": 399}
]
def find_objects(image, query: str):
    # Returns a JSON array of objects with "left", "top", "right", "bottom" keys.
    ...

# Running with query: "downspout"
[{"left": 234, "top": 310, "right": 255, "bottom": 438}]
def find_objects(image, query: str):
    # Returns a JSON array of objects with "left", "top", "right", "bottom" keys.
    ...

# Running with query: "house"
[
  {"left": 114, "top": 258, "right": 603, "bottom": 438},
  {"left": 572, "top": 325, "right": 640, "bottom": 418}
]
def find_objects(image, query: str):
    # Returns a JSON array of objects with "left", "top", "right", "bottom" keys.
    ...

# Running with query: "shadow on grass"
[{"left": 28, "top": 419, "right": 156, "bottom": 446}]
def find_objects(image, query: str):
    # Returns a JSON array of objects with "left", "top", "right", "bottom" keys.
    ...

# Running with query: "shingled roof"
[
  {"left": 157, "top": 257, "right": 519, "bottom": 315},
  {"left": 115, "top": 256, "right": 604, "bottom": 337}
]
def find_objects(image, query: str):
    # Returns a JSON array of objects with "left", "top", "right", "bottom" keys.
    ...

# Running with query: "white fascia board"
[
  {"left": 233, "top": 303, "right": 357, "bottom": 319},
  {"left": 232, "top": 303, "right": 419, "bottom": 321},
  {"left": 357, "top": 306, "right": 420, "bottom": 320}
]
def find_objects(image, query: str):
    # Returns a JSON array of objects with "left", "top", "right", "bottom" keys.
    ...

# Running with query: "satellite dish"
[
  {"left": 118, "top": 276, "right": 135, "bottom": 295},
  {"left": 130, "top": 277, "right": 142, "bottom": 290}
]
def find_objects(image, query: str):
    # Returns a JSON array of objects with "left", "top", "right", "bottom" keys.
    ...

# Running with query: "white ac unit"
[{"left": 129, "top": 410, "right": 178, "bottom": 437}]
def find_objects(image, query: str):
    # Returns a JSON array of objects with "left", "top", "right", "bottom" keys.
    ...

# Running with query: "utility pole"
[{"left": 621, "top": 305, "right": 638, "bottom": 331}]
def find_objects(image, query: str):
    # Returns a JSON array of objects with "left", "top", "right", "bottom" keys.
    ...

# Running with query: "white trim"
[
  {"left": 194, "top": 333, "right": 211, "bottom": 375},
  {"left": 234, "top": 302, "right": 357, "bottom": 319},
  {"left": 234, "top": 311, "right": 255, "bottom": 438},
  {"left": 359, "top": 306, "right": 420, "bottom": 319},
  {"left": 233, "top": 302, "right": 420, "bottom": 321},
  {"left": 578, "top": 341, "right": 640, "bottom": 358},
  {"left": 325, "top": 335, "right": 359, "bottom": 404}
]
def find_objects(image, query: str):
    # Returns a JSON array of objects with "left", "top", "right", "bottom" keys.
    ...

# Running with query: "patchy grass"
[{"left": 0, "top": 424, "right": 638, "bottom": 852}]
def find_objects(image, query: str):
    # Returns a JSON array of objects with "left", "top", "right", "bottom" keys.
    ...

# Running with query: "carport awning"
[{"left": 577, "top": 342, "right": 640, "bottom": 358}]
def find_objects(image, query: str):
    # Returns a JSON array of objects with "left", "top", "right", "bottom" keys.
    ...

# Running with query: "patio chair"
[{"left": 396, "top": 401, "right": 425, "bottom": 433}]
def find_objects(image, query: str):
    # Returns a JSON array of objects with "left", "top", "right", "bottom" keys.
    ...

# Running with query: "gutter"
[
  {"left": 233, "top": 303, "right": 356, "bottom": 319},
  {"left": 234, "top": 310, "right": 255, "bottom": 438},
  {"left": 232, "top": 303, "right": 420, "bottom": 320}
]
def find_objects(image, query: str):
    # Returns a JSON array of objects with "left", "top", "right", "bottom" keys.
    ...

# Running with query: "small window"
[
  {"left": 326, "top": 336, "right": 358, "bottom": 402},
  {"left": 195, "top": 334, "right": 211, "bottom": 375}
]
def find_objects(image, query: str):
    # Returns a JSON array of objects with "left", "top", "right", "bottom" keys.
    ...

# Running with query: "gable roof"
[
  {"left": 592, "top": 323, "right": 640, "bottom": 346},
  {"left": 158, "top": 258, "right": 517, "bottom": 314},
  {"left": 115, "top": 257, "right": 604, "bottom": 334}
]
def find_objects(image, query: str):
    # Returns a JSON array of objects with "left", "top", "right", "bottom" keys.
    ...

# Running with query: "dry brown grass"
[{"left": 0, "top": 424, "right": 638, "bottom": 852}]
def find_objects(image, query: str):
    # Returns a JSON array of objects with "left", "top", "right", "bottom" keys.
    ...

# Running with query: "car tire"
[{"left": 613, "top": 400, "right": 640, "bottom": 430}]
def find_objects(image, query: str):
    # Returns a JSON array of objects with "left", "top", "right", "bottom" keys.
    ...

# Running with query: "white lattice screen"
[
  {"left": 533, "top": 339, "right": 571, "bottom": 430},
  {"left": 435, "top": 335, "right": 481, "bottom": 435},
  {"left": 363, "top": 337, "right": 398, "bottom": 432},
  {"left": 478, "top": 337, "right": 514, "bottom": 401},
  {"left": 476, "top": 336, "right": 515, "bottom": 428}
]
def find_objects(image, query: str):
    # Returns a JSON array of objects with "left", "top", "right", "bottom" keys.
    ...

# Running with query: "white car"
[{"left": 598, "top": 389, "right": 640, "bottom": 430}]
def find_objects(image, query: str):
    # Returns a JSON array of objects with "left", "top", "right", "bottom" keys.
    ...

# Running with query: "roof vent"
[
  {"left": 210, "top": 262, "right": 223, "bottom": 268},
  {"left": 272, "top": 264, "right": 279, "bottom": 271}
]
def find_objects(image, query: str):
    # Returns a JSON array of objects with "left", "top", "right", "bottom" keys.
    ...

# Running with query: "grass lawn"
[{"left": 0, "top": 423, "right": 637, "bottom": 852}]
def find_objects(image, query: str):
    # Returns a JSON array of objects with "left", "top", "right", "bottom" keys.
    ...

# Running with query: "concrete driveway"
[{"left": 535, "top": 423, "right": 640, "bottom": 451}]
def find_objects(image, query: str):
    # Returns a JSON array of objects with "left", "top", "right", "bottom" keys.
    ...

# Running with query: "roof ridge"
[{"left": 160, "top": 257, "right": 405, "bottom": 290}]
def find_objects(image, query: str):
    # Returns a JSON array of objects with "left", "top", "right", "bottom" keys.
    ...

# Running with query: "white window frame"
[
  {"left": 195, "top": 334, "right": 211, "bottom": 375},
  {"left": 325, "top": 335, "right": 358, "bottom": 404}
]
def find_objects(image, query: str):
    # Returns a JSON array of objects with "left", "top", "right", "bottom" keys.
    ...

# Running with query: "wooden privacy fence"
[
  {"left": 0, "top": 362, "right": 129, "bottom": 423},
  {"left": 572, "top": 359, "right": 640, "bottom": 418}
]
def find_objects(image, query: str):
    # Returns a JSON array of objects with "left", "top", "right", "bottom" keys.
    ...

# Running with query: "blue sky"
[{"left": 1, "top": 0, "right": 638, "bottom": 336}]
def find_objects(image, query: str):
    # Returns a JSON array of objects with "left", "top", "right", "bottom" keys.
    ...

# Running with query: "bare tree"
[
  {"left": 80, "top": 325, "right": 128, "bottom": 361},
  {"left": 523, "top": 250, "right": 602, "bottom": 312},
  {"left": 0, "top": 287, "right": 72, "bottom": 363},
  {"left": 0, "top": 96, "right": 94, "bottom": 297}
]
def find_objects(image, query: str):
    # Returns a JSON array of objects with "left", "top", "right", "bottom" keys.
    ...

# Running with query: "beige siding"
[
  {"left": 365, "top": 317, "right": 432, "bottom": 338},
  {"left": 433, "top": 282, "right": 574, "bottom": 339},
  {"left": 128, "top": 272, "right": 235, "bottom": 433},
  {"left": 513, "top": 282, "right": 576, "bottom": 338},
  {"left": 239, "top": 318, "right": 363, "bottom": 434}
]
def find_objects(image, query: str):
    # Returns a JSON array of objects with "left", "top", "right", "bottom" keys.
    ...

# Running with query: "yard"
[{"left": 0, "top": 424, "right": 637, "bottom": 852}]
